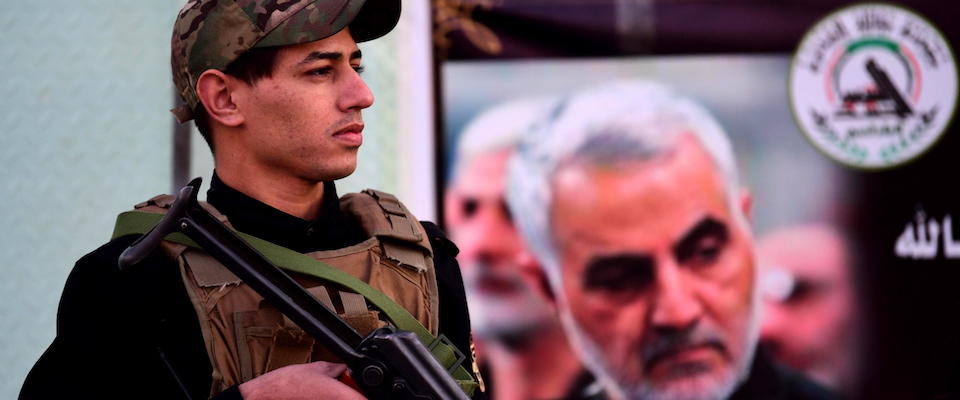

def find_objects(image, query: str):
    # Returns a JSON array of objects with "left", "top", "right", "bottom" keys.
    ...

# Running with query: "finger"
[{"left": 308, "top": 361, "right": 348, "bottom": 377}]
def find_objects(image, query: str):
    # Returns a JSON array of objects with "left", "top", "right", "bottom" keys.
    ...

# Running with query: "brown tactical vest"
[{"left": 133, "top": 189, "right": 440, "bottom": 397}]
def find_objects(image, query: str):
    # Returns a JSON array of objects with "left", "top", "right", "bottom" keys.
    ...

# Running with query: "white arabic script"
[{"left": 895, "top": 212, "right": 960, "bottom": 259}]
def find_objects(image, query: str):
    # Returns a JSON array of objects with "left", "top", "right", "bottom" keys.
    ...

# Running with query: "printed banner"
[{"left": 435, "top": 2, "right": 960, "bottom": 399}]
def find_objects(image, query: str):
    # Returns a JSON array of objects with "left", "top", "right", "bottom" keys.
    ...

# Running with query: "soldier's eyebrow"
[{"left": 298, "top": 49, "right": 362, "bottom": 65}]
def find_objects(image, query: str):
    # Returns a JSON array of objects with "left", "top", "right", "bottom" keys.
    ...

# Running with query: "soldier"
[{"left": 20, "top": 1, "right": 479, "bottom": 399}]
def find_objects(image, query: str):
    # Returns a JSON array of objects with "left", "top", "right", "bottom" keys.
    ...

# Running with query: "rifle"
[
  {"left": 866, "top": 58, "right": 913, "bottom": 118},
  {"left": 118, "top": 178, "right": 470, "bottom": 400}
]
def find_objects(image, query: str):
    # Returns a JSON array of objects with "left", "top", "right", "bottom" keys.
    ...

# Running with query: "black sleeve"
[
  {"left": 422, "top": 222, "right": 490, "bottom": 400},
  {"left": 420, "top": 222, "right": 471, "bottom": 362},
  {"left": 421, "top": 221, "right": 489, "bottom": 399},
  {"left": 730, "top": 349, "right": 841, "bottom": 400},
  {"left": 19, "top": 236, "right": 214, "bottom": 400}
]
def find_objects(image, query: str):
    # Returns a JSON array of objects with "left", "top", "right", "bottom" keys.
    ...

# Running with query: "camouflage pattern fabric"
[{"left": 170, "top": 0, "right": 400, "bottom": 122}]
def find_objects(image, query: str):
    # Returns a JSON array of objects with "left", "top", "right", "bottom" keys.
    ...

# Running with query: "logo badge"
[{"left": 790, "top": 4, "right": 957, "bottom": 169}]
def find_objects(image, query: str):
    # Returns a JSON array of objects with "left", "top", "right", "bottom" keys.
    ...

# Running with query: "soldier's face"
[
  {"left": 232, "top": 29, "right": 373, "bottom": 182},
  {"left": 550, "top": 136, "right": 758, "bottom": 400}
]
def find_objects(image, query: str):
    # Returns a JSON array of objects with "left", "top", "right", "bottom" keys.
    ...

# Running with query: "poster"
[{"left": 436, "top": 1, "right": 960, "bottom": 399}]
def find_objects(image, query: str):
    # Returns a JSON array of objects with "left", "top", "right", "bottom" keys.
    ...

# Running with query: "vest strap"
[
  {"left": 363, "top": 189, "right": 423, "bottom": 242},
  {"left": 112, "top": 210, "right": 478, "bottom": 395},
  {"left": 339, "top": 291, "right": 368, "bottom": 316}
]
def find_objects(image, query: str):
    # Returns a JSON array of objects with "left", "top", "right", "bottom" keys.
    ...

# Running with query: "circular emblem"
[{"left": 790, "top": 4, "right": 957, "bottom": 169}]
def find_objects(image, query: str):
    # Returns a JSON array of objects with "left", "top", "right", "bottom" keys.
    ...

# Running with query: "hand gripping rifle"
[{"left": 118, "top": 178, "right": 469, "bottom": 400}]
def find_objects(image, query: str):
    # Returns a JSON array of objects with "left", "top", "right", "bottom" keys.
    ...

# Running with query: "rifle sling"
[{"left": 112, "top": 210, "right": 477, "bottom": 395}]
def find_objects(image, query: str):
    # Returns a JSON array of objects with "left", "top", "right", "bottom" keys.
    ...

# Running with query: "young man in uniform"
[{"left": 20, "top": 1, "right": 478, "bottom": 399}]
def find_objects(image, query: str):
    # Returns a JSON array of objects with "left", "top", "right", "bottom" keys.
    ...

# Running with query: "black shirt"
[
  {"left": 731, "top": 349, "right": 840, "bottom": 400},
  {"left": 206, "top": 174, "right": 366, "bottom": 253},
  {"left": 20, "top": 175, "right": 474, "bottom": 400}
]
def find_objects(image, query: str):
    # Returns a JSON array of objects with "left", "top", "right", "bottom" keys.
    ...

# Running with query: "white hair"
[
  {"left": 506, "top": 80, "right": 745, "bottom": 285},
  {"left": 451, "top": 96, "right": 561, "bottom": 183},
  {"left": 504, "top": 80, "right": 760, "bottom": 398}
]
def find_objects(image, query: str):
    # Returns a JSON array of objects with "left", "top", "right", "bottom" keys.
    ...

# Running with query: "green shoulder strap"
[{"left": 112, "top": 210, "right": 478, "bottom": 396}]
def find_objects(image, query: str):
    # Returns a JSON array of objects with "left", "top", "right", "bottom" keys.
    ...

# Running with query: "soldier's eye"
[
  {"left": 308, "top": 67, "right": 332, "bottom": 76},
  {"left": 353, "top": 65, "right": 365, "bottom": 74}
]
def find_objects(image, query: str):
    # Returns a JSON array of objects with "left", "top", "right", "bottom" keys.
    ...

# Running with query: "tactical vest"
[{"left": 125, "top": 190, "right": 444, "bottom": 397}]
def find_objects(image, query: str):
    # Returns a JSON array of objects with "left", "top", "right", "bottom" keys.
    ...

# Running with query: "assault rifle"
[{"left": 118, "top": 178, "right": 469, "bottom": 400}]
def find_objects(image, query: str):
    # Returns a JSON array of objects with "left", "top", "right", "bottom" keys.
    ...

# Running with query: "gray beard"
[
  {"left": 462, "top": 263, "right": 555, "bottom": 339},
  {"left": 558, "top": 292, "right": 761, "bottom": 400}
]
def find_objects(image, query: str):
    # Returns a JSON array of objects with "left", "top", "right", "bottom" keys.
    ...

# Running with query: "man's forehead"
[
  {"left": 461, "top": 149, "right": 512, "bottom": 177},
  {"left": 453, "top": 150, "right": 512, "bottom": 194},
  {"left": 555, "top": 211, "right": 726, "bottom": 252},
  {"left": 275, "top": 29, "right": 361, "bottom": 63},
  {"left": 760, "top": 229, "right": 848, "bottom": 279},
  {"left": 553, "top": 136, "right": 726, "bottom": 203},
  {"left": 550, "top": 157, "right": 731, "bottom": 252}
]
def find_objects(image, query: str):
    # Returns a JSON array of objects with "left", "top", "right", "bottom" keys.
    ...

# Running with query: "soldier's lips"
[{"left": 333, "top": 124, "right": 364, "bottom": 146}]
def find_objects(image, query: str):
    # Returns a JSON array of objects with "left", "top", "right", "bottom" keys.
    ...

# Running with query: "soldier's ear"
[{"left": 196, "top": 69, "right": 244, "bottom": 128}]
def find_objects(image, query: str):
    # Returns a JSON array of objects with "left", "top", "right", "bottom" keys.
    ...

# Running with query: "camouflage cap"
[{"left": 170, "top": 0, "right": 401, "bottom": 123}]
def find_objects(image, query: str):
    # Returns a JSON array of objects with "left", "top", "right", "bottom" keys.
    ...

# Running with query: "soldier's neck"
[{"left": 216, "top": 165, "right": 325, "bottom": 221}]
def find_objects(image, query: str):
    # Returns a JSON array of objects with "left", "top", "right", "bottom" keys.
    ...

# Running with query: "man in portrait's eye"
[{"left": 506, "top": 81, "right": 837, "bottom": 400}]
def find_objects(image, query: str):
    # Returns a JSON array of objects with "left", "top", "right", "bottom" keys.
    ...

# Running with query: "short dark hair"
[{"left": 193, "top": 46, "right": 282, "bottom": 153}]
